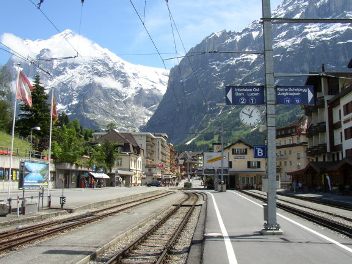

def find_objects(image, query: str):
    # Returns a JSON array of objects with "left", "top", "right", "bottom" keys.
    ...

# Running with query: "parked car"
[{"left": 147, "top": 180, "right": 161, "bottom": 187}]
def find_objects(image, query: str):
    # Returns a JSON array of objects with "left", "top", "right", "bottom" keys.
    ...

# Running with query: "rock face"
[
  {"left": 3, "top": 30, "right": 169, "bottom": 130},
  {"left": 144, "top": 0, "right": 352, "bottom": 145}
]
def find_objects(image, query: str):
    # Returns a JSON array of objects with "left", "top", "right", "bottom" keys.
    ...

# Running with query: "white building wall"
[{"left": 340, "top": 92, "right": 352, "bottom": 158}]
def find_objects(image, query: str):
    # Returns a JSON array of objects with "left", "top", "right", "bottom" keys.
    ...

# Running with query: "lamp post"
[{"left": 30, "top": 126, "right": 41, "bottom": 159}]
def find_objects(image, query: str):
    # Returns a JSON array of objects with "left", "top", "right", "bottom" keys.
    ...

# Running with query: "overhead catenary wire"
[
  {"left": 0, "top": 42, "right": 52, "bottom": 76},
  {"left": 164, "top": 0, "right": 215, "bottom": 137},
  {"left": 164, "top": 0, "right": 186, "bottom": 115},
  {"left": 164, "top": 0, "right": 209, "bottom": 108},
  {"left": 129, "top": 0, "right": 166, "bottom": 69},
  {"left": 163, "top": 50, "right": 264, "bottom": 61},
  {"left": 27, "top": 0, "right": 80, "bottom": 58}
]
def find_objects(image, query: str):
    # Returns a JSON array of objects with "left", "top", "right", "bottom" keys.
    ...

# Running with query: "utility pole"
[{"left": 261, "top": 0, "right": 282, "bottom": 234}]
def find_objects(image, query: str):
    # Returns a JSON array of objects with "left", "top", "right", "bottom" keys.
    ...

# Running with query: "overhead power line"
[
  {"left": 163, "top": 50, "right": 263, "bottom": 61},
  {"left": 0, "top": 42, "right": 52, "bottom": 76},
  {"left": 262, "top": 18, "right": 352, "bottom": 24},
  {"left": 27, "top": 0, "right": 80, "bottom": 58},
  {"left": 129, "top": 0, "right": 166, "bottom": 69}
]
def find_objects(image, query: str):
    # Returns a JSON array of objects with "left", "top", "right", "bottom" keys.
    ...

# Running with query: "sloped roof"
[
  {"left": 97, "top": 130, "right": 127, "bottom": 144},
  {"left": 224, "top": 139, "right": 253, "bottom": 150},
  {"left": 287, "top": 160, "right": 349, "bottom": 175},
  {"left": 119, "top": 132, "right": 139, "bottom": 147}
]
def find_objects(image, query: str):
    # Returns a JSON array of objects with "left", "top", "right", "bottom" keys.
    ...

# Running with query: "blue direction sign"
[
  {"left": 276, "top": 85, "right": 315, "bottom": 105},
  {"left": 225, "top": 86, "right": 265, "bottom": 105},
  {"left": 254, "top": 145, "right": 267, "bottom": 158}
]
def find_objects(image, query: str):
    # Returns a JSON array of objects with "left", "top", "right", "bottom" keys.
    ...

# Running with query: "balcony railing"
[
  {"left": 307, "top": 122, "right": 326, "bottom": 137},
  {"left": 306, "top": 143, "right": 327, "bottom": 156}
]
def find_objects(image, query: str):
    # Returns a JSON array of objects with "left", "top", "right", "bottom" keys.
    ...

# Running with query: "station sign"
[
  {"left": 225, "top": 86, "right": 265, "bottom": 105},
  {"left": 276, "top": 85, "right": 314, "bottom": 105},
  {"left": 254, "top": 145, "right": 267, "bottom": 158}
]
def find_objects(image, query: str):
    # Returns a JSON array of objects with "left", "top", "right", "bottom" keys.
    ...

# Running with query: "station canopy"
[{"left": 89, "top": 172, "right": 110, "bottom": 179}]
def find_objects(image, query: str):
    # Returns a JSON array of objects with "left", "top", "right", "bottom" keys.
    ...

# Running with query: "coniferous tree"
[
  {"left": 0, "top": 66, "right": 12, "bottom": 132},
  {"left": 16, "top": 74, "right": 50, "bottom": 152}
]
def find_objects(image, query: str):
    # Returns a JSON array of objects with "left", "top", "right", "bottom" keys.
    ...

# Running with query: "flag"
[
  {"left": 16, "top": 70, "right": 33, "bottom": 107},
  {"left": 52, "top": 95, "right": 58, "bottom": 122}
]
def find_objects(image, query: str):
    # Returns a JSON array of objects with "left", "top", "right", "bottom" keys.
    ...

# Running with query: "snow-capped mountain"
[
  {"left": 144, "top": 0, "right": 352, "bottom": 145},
  {"left": 2, "top": 30, "right": 169, "bottom": 130}
]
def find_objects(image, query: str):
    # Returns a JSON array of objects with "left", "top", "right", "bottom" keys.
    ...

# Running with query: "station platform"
[
  {"left": 202, "top": 190, "right": 352, "bottom": 264},
  {"left": 0, "top": 187, "right": 169, "bottom": 226}
]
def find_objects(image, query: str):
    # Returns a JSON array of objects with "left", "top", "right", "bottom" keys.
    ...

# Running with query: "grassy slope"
[{"left": 0, "top": 131, "right": 30, "bottom": 156}]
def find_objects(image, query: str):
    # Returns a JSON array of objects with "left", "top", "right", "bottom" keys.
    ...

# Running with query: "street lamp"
[{"left": 30, "top": 126, "right": 41, "bottom": 159}]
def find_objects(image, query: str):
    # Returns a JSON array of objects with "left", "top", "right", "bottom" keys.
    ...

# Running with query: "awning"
[
  {"left": 89, "top": 172, "right": 110, "bottom": 179},
  {"left": 117, "top": 170, "right": 134, "bottom": 176}
]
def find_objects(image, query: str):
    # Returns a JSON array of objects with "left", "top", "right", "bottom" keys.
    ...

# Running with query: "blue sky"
[{"left": 0, "top": 0, "right": 282, "bottom": 69}]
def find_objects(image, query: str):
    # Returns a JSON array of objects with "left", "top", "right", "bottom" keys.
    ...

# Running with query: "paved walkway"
[{"left": 0, "top": 186, "right": 169, "bottom": 225}]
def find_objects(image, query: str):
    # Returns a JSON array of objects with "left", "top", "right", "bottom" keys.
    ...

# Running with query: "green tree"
[
  {"left": 106, "top": 122, "right": 117, "bottom": 131},
  {"left": 0, "top": 66, "right": 12, "bottom": 132},
  {"left": 16, "top": 74, "right": 50, "bottom": 152},
  {"left": 102, "top": 141, "right": 118, "bottom": 173},
  {"left": 52, "top": 125, "right": 84, "bottom": 163}
]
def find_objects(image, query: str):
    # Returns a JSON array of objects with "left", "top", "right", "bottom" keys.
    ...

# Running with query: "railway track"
[
  {"left": 103, "top": 192, "right": 202, "bottom": 264},
  {"left": 278, "top": 191, "right": 352, "bottom": 211},
  {"left": 0, "top": 191, "right": 174, "bottom": 253},
  {"left": 241, "top": 190, "right": 352, "bottom": 238}
]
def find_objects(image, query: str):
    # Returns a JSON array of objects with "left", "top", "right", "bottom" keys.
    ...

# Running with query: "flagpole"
[
  {"left": 47, "top": 87, "right": 54, "bottom": 198},
  {"left": 8, "top": 67, "right": 20, "bottom": 198}
]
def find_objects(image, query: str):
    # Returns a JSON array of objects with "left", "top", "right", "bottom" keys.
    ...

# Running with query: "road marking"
[
  {"left": 208, "top": 192, "right": 238, "bottom": 264},
  {"left": 230, "top": 191, "right": 352, "bottom": 254}
]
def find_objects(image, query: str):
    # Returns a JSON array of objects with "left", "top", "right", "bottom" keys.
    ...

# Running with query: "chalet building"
[
  {"left": 289, "top": 72, "right": 352, "bottom": 193},
  {"left": 276, "top": 117, "right": 309, "bottom": 189},
  {"left": 96, "top": 130, "right": 143, "bottom": 187},
  {"left": 224, "top": 139, "right": 266, "bottom": 190},
  {"left": 177, "top": 151, "right": 203, "bottom": 178}
]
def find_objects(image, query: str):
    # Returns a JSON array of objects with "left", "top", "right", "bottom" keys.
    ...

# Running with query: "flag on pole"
[
  {"left": 52, "top": 95, "right": 58, "bottom": 122},
  {"left": 16, "top": 70, "right": 33, "bottom": 107}
]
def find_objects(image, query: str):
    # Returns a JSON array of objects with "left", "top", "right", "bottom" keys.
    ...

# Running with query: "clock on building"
[{"left": 239, "top": 106, "right": 262, "bottom": 127}]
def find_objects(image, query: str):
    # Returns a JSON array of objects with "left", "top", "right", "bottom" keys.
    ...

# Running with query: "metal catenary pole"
[{"left": 262, "top": 0, "right": 281, "bottom": 231}]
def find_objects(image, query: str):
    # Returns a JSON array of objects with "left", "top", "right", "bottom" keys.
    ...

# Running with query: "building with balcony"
[
  {"left": 276, "top": 116, "right": 309, "bottom": 189},
  {"left": 290, "top": 71, "right": 352, "bottom": 193},
  {"left": 131, "top": 132, "right": 172, "bottom": 184},
  {"left": 96, "top": 130, "right": 143, "bottom": 187}
]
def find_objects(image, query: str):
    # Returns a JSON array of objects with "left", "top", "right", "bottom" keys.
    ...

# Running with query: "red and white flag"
[
  {"left": 16, "top": 70, "right": 33, "bottom": 107},
  {"left": 52, "top": 95, "right": 58, "bottom": 122}
]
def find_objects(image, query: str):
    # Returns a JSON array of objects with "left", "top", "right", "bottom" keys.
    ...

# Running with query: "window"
[
  {"left": 297, "top": 137, "right": 300, "bottom": 143},
  {"left": 297, "top": 152, "right": 301, "bottom": 159},
  {"left": 116, "top": 158, "right": 122, "bottom": 167},
  {"left": 289, "top": 150, "right": 292, "bottom": 155},
  {"left": 344, "top": 127, "right": 352, "bottom": 140},
  {"left": 289, "top": 161, "right": 292, "bottom": 166},
  {"left": 327, "top": 77, "right": 339, "bottom": 95},
  {"left": 229, "top": 161, "right": 232, "bottom": 168},
  {"left": 247, "top": 161, "right": 261, "bottom": 169},
  {"left": 343, "top": 101, "right": 352, "bottom": 116},
  {"left": 346, "top": 149, "right": 352, "bottom": 158},
  {"left": 232, "top": 148, "right": 247, "bottom": 155},
  {"left": 284, "top": 161, "right": 287, "bottom": 166}
]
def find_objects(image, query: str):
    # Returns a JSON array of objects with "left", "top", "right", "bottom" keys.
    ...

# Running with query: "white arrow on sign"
[
  {"left": 226, "top": 88, "right": 233, "bottom": 104},
  {"left": 308, "top": 87, "right": 313, "bottom": 103}
]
